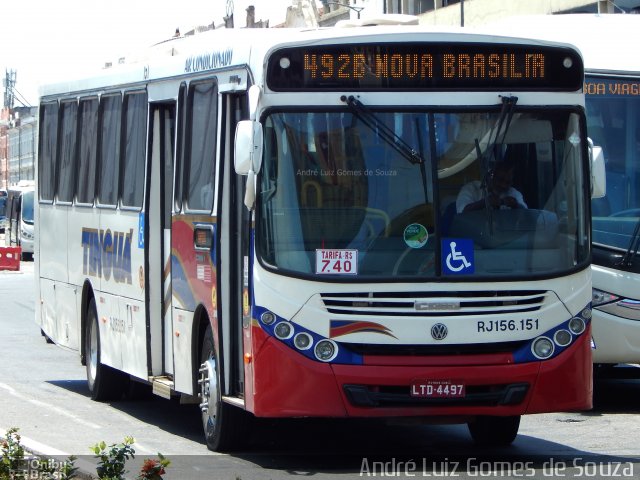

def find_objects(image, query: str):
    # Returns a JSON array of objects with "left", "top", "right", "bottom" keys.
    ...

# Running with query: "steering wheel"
[{"left": 392, "top": 247, "right": 435, "bottom": 276}]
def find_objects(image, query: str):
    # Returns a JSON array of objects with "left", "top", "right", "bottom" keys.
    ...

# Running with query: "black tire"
[
  {"left": 40, "top": 329, "right": 54, "bottom": 344},
  {"left": 85, "top": 298, "right": 127, "bottom": 401},
  {"left": 468, "top": 415, "right": 520, "bottom": 446},
  {"left": 200, "top": 324, "right": 251, "bottom": 452}
]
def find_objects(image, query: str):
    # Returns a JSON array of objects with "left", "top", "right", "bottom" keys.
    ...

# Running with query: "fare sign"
[
  {"left": 410, "top": 379, "right": 465, "bottom": 398},
  {"left": 316, "top": 249, "right": 358, "bottom": 275}
]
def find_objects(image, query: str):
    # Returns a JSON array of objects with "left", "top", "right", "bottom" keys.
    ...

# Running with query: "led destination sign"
[{"left": 267, "top": 43, "right": 583, "bottom": 91}]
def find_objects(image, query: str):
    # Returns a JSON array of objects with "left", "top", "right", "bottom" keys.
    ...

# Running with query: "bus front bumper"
[{"left": 247, "top": 325, "right": 592, "bottom": 418}]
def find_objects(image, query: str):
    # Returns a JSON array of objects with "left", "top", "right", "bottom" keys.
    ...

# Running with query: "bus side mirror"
[
  {"left": 589, "top": 139, "right": 606, "bottom": 199},
  {"left": 234, "top": 120, "right": 264, "bottom": 209}
]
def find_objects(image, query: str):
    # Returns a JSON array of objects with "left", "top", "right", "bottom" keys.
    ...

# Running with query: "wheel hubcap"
[{"left": 199, "top": 358, "right": 218, "bottom": 430}]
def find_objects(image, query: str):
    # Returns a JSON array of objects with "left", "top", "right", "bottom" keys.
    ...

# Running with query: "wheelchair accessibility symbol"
[{"left": 442, "top": 238, "right": 474, "bottom": 274}]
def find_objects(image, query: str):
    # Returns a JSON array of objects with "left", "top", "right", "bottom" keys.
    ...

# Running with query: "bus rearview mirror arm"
[
  {"left": 234, "top": 120, "right": 264, "bottom": 210},
  {"left": 234, "top": 85, "right": 264, "bottom": 209}
]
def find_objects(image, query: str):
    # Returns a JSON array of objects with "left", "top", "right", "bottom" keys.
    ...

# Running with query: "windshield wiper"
[
  {"left": 476, "top": 95, "right": 519, "bottom": 181},
  {"left": 341, "top": 95, "right": 423, "bottom": 165},
  {"left": 616, "top": 217, "right": 640, "bottom": 268},
  {"left": 474, "top": 96, "right": 518, "bottom": 234}
]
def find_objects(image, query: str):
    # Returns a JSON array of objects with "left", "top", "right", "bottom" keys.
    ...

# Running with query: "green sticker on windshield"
[{"left": 403, "top": 223, "right": 429, "bottom": 249}]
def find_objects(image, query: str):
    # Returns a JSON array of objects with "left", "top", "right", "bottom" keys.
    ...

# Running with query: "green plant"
[
  {"left": 92, "top": 437, "right": 169, "bottom": 480},
  {"left": 91, "top": 436, "right": 136, "bottom": 480},
  {"left": 0, "top": 427, "right": 25, "bottom": 479}
]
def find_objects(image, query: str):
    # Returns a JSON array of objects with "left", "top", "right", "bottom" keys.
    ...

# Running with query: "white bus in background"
[
  {"left": 5, "top": 181, "right": 35, "bottom": 259},
  {"left": 479, "top": 14, "right": 640, "bottom": 367},
  {"left": 36, "top": 20, "right": 600, "bottom": 451}
]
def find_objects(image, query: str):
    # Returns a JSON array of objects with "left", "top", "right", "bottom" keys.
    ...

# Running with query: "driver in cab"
[{"left": 456, "top": 161, "right": 527, "bottom": 213}]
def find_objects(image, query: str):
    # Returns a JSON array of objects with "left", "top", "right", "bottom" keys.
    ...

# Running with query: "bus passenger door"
[
  {"left": 147, "top": 103, "right": 176, "bottom": 380},
  {"left": 219, "top": 92, "right": 250, "bottom": 399}
]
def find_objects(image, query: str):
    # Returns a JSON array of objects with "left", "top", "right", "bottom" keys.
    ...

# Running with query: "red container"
[{"left": 0, "top": 247, "right": 21, "bottom": 271}]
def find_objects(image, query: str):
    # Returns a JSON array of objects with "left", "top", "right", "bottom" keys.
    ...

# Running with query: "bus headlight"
[
  {"left": 260, "top": 311, "right": 276, "bottom": 325},
  {"left": 293, "top": 332, "right": 313, "bottom": 351},
  {"left": 592, "top": 289, "right": 618, "bottom": 307},
  {"left": 531, "top": 336, "right": 554, "bottom": 359},
  {"left": 274, "top": 321, "right": 294, "bottom": 340},
  {"left": 568, "top": 317, "right": 586, "bottom": 335},
  {"left": 554, "top": 329, "right": 572, "bottom": 347},
  {"left": 314, "top": 339, "right": 338, "bottom": 362}
]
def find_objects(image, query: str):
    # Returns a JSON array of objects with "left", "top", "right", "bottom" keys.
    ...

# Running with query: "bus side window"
[
  {"left": 98, "top": 94, "right": 122, "bottom": 207},
  {"left": 58, "top": 100, "right": 79, "bottom": 204},
  {"left": 121, "top": 91, "right": 148, "bottom": 209},
  {"left": 174, "top": 83, "right": 187, "bottom": 213},
  {"left": 185, "top": 79, "right": 218, "bottom": 212},
  {"left": 38, "top": 102, "right": 59, "bottom": 202}
]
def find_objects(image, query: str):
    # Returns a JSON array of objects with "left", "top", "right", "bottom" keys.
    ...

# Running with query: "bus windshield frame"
[{"left": 257, "top": 105, "right": 590, "bottom": 281}]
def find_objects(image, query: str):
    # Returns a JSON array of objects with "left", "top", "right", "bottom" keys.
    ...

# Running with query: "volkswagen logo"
[{"left": 431, "top": 323, "right": 448, "bottom": 340}]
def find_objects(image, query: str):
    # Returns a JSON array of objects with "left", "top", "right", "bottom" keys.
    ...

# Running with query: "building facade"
[
  {"left": 7, "top": 109, "right": 37, "bottom": 186},
  {"left": 0, "top": 107, "right": 36, "bottom": 188}
]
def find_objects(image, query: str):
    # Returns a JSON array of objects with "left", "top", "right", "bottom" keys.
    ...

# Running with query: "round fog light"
[
  {"left": 554, "top": 329, "right": 572, "bottom": 347},
  {"left": 581, "top": 308, "right": 592, "bottom": 320},
  {"left": 314, "top": 339, "right": 338, "bottom": 362},
  {"left": 293, "top": 332, "right": 313, "bottom": 350},
  {"left": 568, "top": 317, "right": 586, "bottom": 335},
  {"left": 274, "top": 321, "right": 294, "bottom": 340},
  {"left": 532, "top": 336, "right": 555, "bottom": 359},
  {"left": 261, "top": 311, "right": 276, "bottom": 325}
]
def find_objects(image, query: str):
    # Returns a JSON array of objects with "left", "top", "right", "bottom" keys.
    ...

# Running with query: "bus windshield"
[
  {"left": 587, "top": 75, "right": 640, "bottom": 253},
  {"left": 258, "top": 108, "right": 589, "bottom": 279}
]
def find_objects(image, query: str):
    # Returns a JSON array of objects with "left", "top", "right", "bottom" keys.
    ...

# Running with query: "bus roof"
[
  {"left": 38, "top": 23, "right": 583, "bottom": 99},
  {"left": 476, "top": 14, "right": 640, "bottom": 75}
]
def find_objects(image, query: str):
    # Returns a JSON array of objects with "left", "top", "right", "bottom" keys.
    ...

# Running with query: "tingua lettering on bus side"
[
  {"left": 184, "top": 48, "right": 233, "bottom": 73},
  {"left": 81, "top": 228, "right": 134, "bottom": 284}
]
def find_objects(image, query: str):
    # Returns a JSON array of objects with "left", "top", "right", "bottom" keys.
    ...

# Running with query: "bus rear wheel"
[
  {"left": 467, "top": 415, "right": 520, "bottom": 446},
  {"left": 85, "top": 298, "right": 127, "bottom": 401},
  {"left": 199, "top": 324, "right": 251, "bottom": 452}
]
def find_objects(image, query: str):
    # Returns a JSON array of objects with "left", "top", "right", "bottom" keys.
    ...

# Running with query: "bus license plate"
[{"left": 410, "top": 380, "right": 465, "bottom": 398}]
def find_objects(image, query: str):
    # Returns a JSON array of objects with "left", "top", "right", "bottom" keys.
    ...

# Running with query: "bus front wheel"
[
  {"left": 467, "top": 415, "right": 520, "bottom": 446},
  {"left": 199, "top": 324, "right": 251, "bottom": 452},
  {"left": 85, "top": 298, "right": 127, "bottom": 401}
]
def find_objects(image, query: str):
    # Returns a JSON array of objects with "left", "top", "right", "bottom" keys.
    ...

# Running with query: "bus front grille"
[{"left": 321, "top": 290, "right": 547, "bottom": 317}]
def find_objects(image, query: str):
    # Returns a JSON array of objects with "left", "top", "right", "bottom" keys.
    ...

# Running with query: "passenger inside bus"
[{"left": 455, "top": 161, "right": 528, "bottom": 213}]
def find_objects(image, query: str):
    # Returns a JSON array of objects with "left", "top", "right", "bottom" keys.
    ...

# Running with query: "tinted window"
[
  {"left": 38, "top": 102, "right": 59, "bottom": 201},
  {"left": 58, "top": 101, "right": 78, "bottom": 203},
  {"left": 186, "top": 80, "right": 217, "bottom": 211},
  {"left": 77, "top": 97, "right": 98, "bottom": 204},
  {"left": 99, "top": 94, "right": 122, "bottom": 206},
  {"left": 121, "top": 92, "right": 148, "bottom": 208}
]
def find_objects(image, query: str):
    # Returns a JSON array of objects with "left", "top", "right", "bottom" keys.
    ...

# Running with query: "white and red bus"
[{"left": 36, "top": 20, "right": 601, "bottom": 451}]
